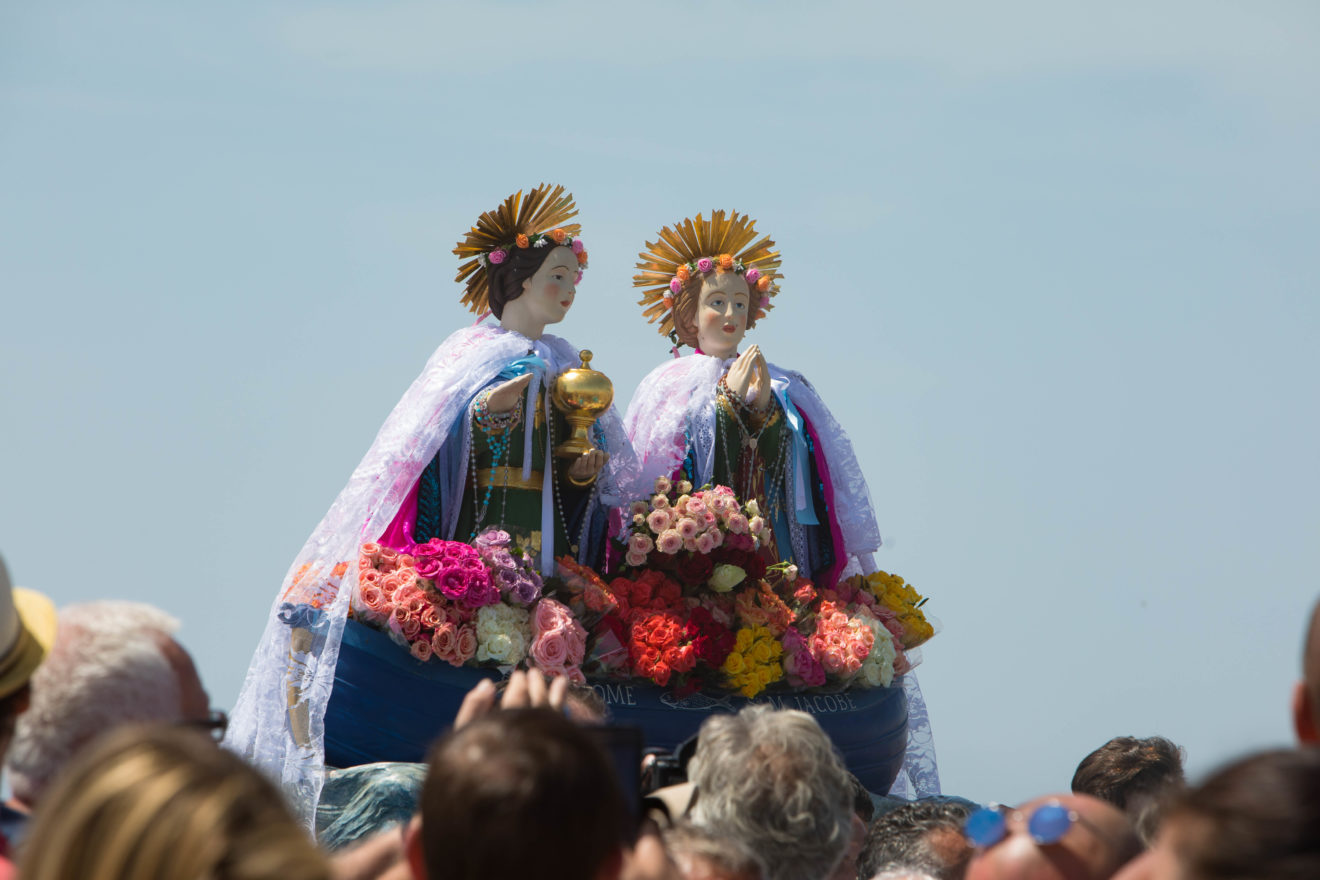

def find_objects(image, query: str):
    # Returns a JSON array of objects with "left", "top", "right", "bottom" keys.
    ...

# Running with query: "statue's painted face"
[
  {"left": 695, "top": 272, "right": 751, "bottom": 358},
  {"left": 516, "top": 245, "right": 578, "bottom": 327}
]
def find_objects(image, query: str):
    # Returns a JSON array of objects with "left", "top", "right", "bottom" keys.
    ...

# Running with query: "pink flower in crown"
[
  {"left": 696, "top": 257, "right": 714, "bottom": 273},
  {"left": 656, "top": 529, "right": 683, "bottom": 555},
  {"left": 489, "top": 249, "right": 507, "bottom": 265},
  {"left": 575, "top": 271, "right": 583, "bottom": 285},
  {"left": 669, "top": 277, "right": 682, "bottom": 294},
  {"left": 571, "top": 238, "right": 585, "bottom": 254},
  {"left": 744, "top": 268, "right": 761, "bottom": 285},
  {"left": 759, "top": 296, "right": 771, "bottom": 309}
]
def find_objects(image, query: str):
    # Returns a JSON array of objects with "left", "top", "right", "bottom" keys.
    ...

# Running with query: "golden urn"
[{"left": 551, "top": 350, "right": 614, "bottom": 458}]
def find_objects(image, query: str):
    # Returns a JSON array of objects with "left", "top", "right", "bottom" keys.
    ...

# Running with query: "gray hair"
[
  {"left": 688, "top": 705, "right": 852, "bottom": 880},
  {"left": 859, "top": 800, "right": 974, "bottom": 880},
  {"left": 6, "top": 602, "right": 182, "bottom": 804},
  {"left": 664, "top": 820, "right": 767, "bottom": 880}
]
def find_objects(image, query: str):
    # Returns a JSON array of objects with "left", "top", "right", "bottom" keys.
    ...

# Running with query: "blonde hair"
[{"left": 20, "top": 725, "right": 330, "bottom": 880}]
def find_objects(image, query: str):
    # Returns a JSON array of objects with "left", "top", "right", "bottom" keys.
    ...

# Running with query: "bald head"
[
  {"left": 965, "top": 794, "right": 1141, "bottom": 880},
  {"left": 1294, "top": 598, "right": 1320, "bottom": 744}
]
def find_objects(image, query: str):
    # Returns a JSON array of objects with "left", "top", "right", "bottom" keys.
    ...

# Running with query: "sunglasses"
[
  {"left": 180, "top": 709, "right": 229, "bottom": 742},
  {"left": 964, "top": 801, "right": 1089, "bottom": 848}
]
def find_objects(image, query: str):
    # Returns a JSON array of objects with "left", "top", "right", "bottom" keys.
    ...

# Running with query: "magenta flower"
[
  {"left": 669, "top": 277, "right": 682, "bottom": 294},
  {"left": 489, "top": 249, "right": 507, "bottom": 265},
  {"left": 696, "top": 257, "right": 714, "bottom": 273},
  {"left": 745, "top": 268, "right": 761, "bottom": 284},
  {"left": 571, "top": 239, "right": 585, "bottom": 254}
]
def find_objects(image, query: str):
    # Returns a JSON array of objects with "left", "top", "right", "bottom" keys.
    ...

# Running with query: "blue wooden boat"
[{"left": 324, "top": 618, "right": 908, "bottom": 793}]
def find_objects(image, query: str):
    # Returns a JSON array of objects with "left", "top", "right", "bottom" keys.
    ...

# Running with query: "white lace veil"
[
  {"left": 224, "top": 324, "right": 636, "bottom": 826},
  {"left": 622, "top": 352, "right": 939, "bottom": 797}
]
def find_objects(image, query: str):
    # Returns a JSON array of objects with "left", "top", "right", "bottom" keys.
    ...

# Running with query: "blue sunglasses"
[{"left": 964, "top": 801, "right": 1082, "bottom": 848}]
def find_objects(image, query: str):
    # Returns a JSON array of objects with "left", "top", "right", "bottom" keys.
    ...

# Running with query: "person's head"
[
  {"left": 1120, "top": 748, "right": 1320, "bottom": 880},
  {"left": 1291, "top": 597, "right": 1320, "bottom": 744},
  {"left": 19, "top": 724, "right": 329, "bottom": 880},
  {"left": 664, "top": 821, "right": 766, "bottom": 880},
  {"left": 489, "top": 243, "right": 579, "bottom": 327},
  {"left": 964, "top": 794, "right": 1141, "bottom": 880},
  {"left": 674, "top": 267, "right": 755, "bottom": 358},
  {"left": 860, "top": 800, "right": 976, "bottom": 880},
  {"left": 0, "top": 553, "right": 57, "bottom": 760},
  {"left": 633, "top": 211, "right": 780, "bottom": 354},
  {"left": 408, "top": 707, "right": 629, "bottom": 880},
  {"left": 687, "top": 705, "right": 853, "bottom": 880},
  {"left": 1071, "top": 737, "right": 1185, "bottom": 845},
  {"left": 6, "top": 601, "right": 211, "bottom": 807},
  {"left": 454, "top": 184, "right": 588, "bottom": 334}
]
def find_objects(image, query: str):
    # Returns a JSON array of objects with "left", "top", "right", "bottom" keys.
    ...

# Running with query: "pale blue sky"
[{"left": 3, "top": 1, "right": 1318, "bottom": 804}]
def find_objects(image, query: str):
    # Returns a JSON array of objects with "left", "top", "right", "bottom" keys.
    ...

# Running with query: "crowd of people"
[{"left": 0, "top": 550, "right": 1315, "bottom": 880}]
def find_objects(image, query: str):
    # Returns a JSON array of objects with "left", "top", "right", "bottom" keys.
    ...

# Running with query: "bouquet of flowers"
[
  {"left": 556, "top": 478, "right": 936, "bottom": 699},
  {"left": 352, "top": 528, "right": 588, "bottom": 681}
]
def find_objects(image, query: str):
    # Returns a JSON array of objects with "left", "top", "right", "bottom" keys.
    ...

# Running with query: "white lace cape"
[
  {"left": 224, "top": 324, "right": 636, "bottom": 826},
  {"left": 622, "top": 353, "right": 940, "bottom": 797}
]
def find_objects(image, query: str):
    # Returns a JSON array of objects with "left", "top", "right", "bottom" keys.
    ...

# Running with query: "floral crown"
[
  {"left": 454, "top": 183, "right": 590, "bottom": 315},
  {"left": 633, "top": 210, "right": 782, "bottom": 342}
]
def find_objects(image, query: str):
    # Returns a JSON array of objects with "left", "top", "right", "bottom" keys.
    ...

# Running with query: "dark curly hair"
[{"left": 486, "top": 244, "right": 574, "bottom": 319}]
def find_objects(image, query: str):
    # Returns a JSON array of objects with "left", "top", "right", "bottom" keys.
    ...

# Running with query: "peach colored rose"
[
  {"left": 629, "top": 500, "right": 649, "bottom": 518},
  {"left": 516, "top": 233, "right": 530, "bottom": 248},
  {"left": 361, "top": 542, "right": 382, "bottom": 560},
  {"left": 360, "top": 585, "right": 385, "bottom": 612},
  {"left": 531, "top": 629, "right": 569, "bottom": 669},
  {"left": 455, "top": 626, "right": 478, "bottom": 663},
  {"left": 656, "top": 529, "right": 683, "bottom": 555},
  {"left": 646, "top": 508, "right": 672, "bottom": 534},
  {"left": 421, "top": 606, "right": 443, "bottom": 629},
  {"left": 431, "top": 622, "right": 457, "bottom": 658},
  {"left": 628, "top": 533, "right": 654, "bottom": 555},
  {"left": 401, "top": 616, "right": 422, "bottom": 639},
  {"left": 410, "top": 639, "right": 433, "bottom": 662},
  {"left": 576, "top": 250, "right": 588, "bottom": 266},
  {"left": 550, "top": 227, "right": 567, "bottom": 244},
  {"left": 718, "top": 253, "right": 734, "bottom": 270}
]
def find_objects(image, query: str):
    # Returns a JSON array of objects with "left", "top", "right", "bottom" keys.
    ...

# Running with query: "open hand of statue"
[
  {"left": 567, "top": 448, "right": 609, "bottom": 484},
  {"left": 486, "top": 373, "right": 533, "bottom": 413}
]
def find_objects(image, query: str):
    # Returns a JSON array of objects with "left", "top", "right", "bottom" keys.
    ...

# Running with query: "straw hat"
[{"left": 0, "top": 553, "right": 57, "bottom": 698}]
